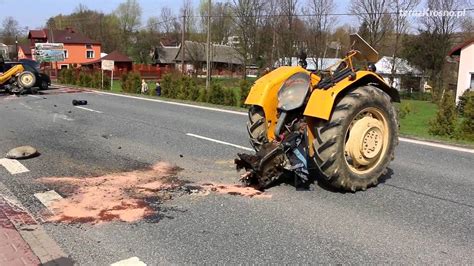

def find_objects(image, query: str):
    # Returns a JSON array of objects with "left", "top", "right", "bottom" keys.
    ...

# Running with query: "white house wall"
[{"left": 456, "top": 43, "right": 474, "bottom": 102}]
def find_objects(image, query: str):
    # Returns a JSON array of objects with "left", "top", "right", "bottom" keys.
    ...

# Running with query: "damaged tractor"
[
  {"left": 0, "top": 55, "right": 36, "bottom": 96},
  {"left": 235, "top": 34, "right": 399, "bottom": 192}
]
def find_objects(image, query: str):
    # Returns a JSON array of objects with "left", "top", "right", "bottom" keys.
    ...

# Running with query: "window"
[
  {"left": 470, "top": 73, "right": 474, "bottom": 89},
  {"left": 64, "top": 50, "right": 68, "bottom": 59},
  {"left": 86, "top": 50, "right": 94, "bottom": 59},
  {"left": 60, "top": 65, "right": 68, "bottom": 69},
  {"left": 86, "top": 44, "right": 92, "bottom": 49}
]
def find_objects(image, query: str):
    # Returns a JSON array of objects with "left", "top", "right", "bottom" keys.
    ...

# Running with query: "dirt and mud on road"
[{"left": 38, "top": 161, "right": 270, "bottom": 224}]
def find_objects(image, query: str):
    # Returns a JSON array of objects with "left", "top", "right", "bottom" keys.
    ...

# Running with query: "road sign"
[{"left": 101, "top": 60, "right": 115, "bottom": 71}]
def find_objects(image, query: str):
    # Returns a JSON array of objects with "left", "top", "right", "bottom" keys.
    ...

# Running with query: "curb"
[{"left": 0, "top": 182, "right": 72, "bottom": 265}]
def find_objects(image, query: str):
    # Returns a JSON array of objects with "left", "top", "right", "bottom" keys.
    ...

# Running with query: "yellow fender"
[
  {"left": 0, "top": 64, "right": 24, "bottom": 85},
  {"left": 245, "top": 66, "right": 317, "bottom": 139},
  {"left": 303, "top": 70, "right": 400, "bottom": 120}
]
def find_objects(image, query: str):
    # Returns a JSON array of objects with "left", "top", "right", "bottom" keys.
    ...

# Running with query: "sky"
[
  {"left": 0, "top": 0, "right": 199, "bottom": 29},
  {"left": 0, "top": 0, "right": 355, "bottom": 30}
]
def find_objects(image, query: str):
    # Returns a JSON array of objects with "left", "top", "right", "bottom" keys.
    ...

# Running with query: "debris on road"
[
  {"left": 37, "top": 161, "right": 271, "bottom": 224},
  {"left": 200, "top": 183, "right": 271, "bottom": 199},
  {"left": 6, "top": 146, "right": 39, "bottom": 159},
  {"left": 72, "top": 100, "right": 87, "bottom": 106}
]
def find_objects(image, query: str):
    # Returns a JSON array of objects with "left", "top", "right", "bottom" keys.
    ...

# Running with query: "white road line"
[
  {"left": 75, "top": 106, "right": 103, "bottom": 113},
  {"left": 53, "top": 113, "right": 74, "bottom": 122},
  {"left": 399, "top": 137, "right": 474, "bottom": 154},
  {"left": 28, "top": 95, "right": 42, "bottom": 99},
  {"left": 186, "top": 133, "right": 253, "bottom": 151},
  {"left": 111, "top": 257, "right": 146, "bottom": 266},
  {"left": 34, "top": 190, "right": 63, "bottom": 211},
  {"left": 0, "top": 158, "right": 29, "bottom": 174},
  {"left": 85, "top": 89, "right": 474, "bottom": 154},
  {"left": 97, "top": 91, "right": 247, "bottom": 116},
  {"left": 20, "top": 102, "right": 33, "bottom": 110}
]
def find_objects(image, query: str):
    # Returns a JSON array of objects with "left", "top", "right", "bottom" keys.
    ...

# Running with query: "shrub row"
[
  {"left": 160, "top": 74, "right": 241, "bottom": 107},
  {"left": 121, "top": 72, "right": 141, "bottom": 94},
  {"left": 58, "top": 68, "right": 110, "bottom": 89}
]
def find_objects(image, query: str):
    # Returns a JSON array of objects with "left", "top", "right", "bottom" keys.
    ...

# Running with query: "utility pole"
[
  {"left": 181, "top": 8, "right": 186, "bottom": 74},
  {"left": 15, "top": 36, "right": 18, "bottom": 61},
  {"left": 205, "top": 0, "right": 211, "bottom": 90}
]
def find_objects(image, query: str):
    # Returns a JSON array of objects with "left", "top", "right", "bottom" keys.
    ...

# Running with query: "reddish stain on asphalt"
[
  {"left": 37, "top": 162, "right": 271, "bottom": 224},
  {"left": 38, "top": 162, "right": 181, "bottom": 224},
  {"left": 200, "top": 183, "right": 272, "bottom": 199}
]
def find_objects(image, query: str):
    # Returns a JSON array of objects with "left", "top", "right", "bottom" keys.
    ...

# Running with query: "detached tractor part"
[
  {"left": 236, "top": 33, "right": 399, "bottom": 192},
  {"left": 0, "top": 64, "right": 36, "bottom": 95}
]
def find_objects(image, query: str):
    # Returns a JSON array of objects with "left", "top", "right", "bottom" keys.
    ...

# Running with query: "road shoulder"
[{"left": 0, "top": 181, "right": 72, "bottom": 265}]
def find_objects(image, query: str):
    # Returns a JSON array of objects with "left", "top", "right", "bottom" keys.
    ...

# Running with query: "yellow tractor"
[
  {"left": 235, "top": 34, "right": 399, "bottom": 192},
  {"left": 0, "top": 56, "right": 36, "bottom": 95}
]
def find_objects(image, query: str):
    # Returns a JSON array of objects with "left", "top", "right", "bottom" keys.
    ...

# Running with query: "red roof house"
[{"left": 27, "top": 28, "right": 101, "bottom": 69}]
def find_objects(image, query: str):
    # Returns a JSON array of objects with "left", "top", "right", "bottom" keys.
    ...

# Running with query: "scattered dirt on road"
[
  {"left": 199, "top": 183, "right": 271, "bottom": 199},
  {"left": 37, "top": 162, "right": 271, "bottom": 224},
  {"left": 38, "top": 162, "right": 183, "bottom": 224}
]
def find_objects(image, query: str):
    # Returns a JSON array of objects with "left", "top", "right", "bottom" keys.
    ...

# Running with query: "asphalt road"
[{"left": 0, "top": 87, "right": 472, "bottom": 265}]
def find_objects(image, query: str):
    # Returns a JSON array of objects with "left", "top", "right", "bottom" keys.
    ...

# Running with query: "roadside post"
[{"left": 101, "top": 59, "right": 114, "bottom": 90}]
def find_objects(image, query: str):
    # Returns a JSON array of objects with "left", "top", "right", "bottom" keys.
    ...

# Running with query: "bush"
[
  {"left": 428, "top": 91, "right": 457, "bottom": 137},
  {"left": 398, "top": 101, "right": 413, "bottom": 119},
  {"left": 197, "top": 87, "right": 208, "bottom": 102},
  {"left": 457, "top": 91, "right": 474, "bottom": 140},
  {"left": 121, "top": 72, "right": 141, "bottom": 93},
  {"left": 457, "top": 90, "right": 474, "bottom": 116},
  {"left": 208, "top": 83, "right": 226, "bottom": 104},
  {"left": 223, "top": 88, "right": 237, "bottom": 106},
  {"left": 239, "top": 79, "right": 252, "bottom": 106},
  {"left": 78, "top": 73, "right": 92, "bottom": 87}
]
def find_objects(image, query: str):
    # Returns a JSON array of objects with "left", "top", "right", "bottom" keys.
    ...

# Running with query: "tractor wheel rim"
[
  {"left": 344, "top": 107, "right": 389, "bottom": 175},
  {"left": 21, "top": 75, "right": 33, "bottom": 85}
]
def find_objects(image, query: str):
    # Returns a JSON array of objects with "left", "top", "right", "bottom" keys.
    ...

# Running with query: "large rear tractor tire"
[
  {"left": 247, "top": 106, "right": 268, "bottom": 151},
  {"left": 312, "top": 85, "right": 398, "bottom": 192},
  {"left": 17, "top": 71, "right": 36, "bottom": 89}
]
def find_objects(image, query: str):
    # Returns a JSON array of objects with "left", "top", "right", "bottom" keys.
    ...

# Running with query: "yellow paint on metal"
[
  {"left": 245, "top": 66, "right": 312, "bottom": 139},
  {"left": 303, "top": 71, "right": 389, "bottom": 120},
  {"left": 0, "top": 64, "right": 25, "bottom": 85}
]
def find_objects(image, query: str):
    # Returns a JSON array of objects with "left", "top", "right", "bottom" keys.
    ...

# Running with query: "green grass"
[
  {"left": 397, "top": 100, "right": 474, "bottom": 147},
  {"left": 397, "top": 100, "right": 437, "bottom": 137}
]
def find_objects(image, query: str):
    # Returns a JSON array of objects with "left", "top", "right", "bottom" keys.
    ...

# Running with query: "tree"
[
  {"left": 199, "top": 1, "right": 234, "bottom": 44},
  {"left": 351, "top": 0, "right": 393, "bottom": 49},
  {"left": 116, "top": 0, "right": 142, "bottom": 53},
  {"left": 388, "top": 0, "right": 420, "bottom": 86},
  {"left": 1, "top": 17, "right": 22, "bottom": 44},
  {"left": 428, "top": 91, "right": 457, "bottom": 137},
  {"left": 280, "top": 0, "right": 299, "bottom": 63},
  {"left": 458, "top": 91, "right": 474, "bottom": 140},
  {"left": 231, "top": 0, "right": 266, "bottom": 78},
  {"left": 406, "top": 0, "right": 465, "bottom": 98},
  {"left": 303, "top": 0, "right": 336, "bottom": 69}
]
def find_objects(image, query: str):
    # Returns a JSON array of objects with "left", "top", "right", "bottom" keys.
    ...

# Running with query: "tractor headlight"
[{"left": 278, "top": 72, "right": 310, "bottom": 111}]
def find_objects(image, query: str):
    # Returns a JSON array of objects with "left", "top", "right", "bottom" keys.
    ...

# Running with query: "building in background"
[
  {"left": 449, "top": 38, "right": 474, "bottom": 102},
  {"left": 374, "top": 56, "right": 424, "bottom": 91},
  {"left": 27, "top": 28, "right": 101, "bottom": 69},
  {"left": 18, "top": 44, "right": 32, "bottom": 60}
]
